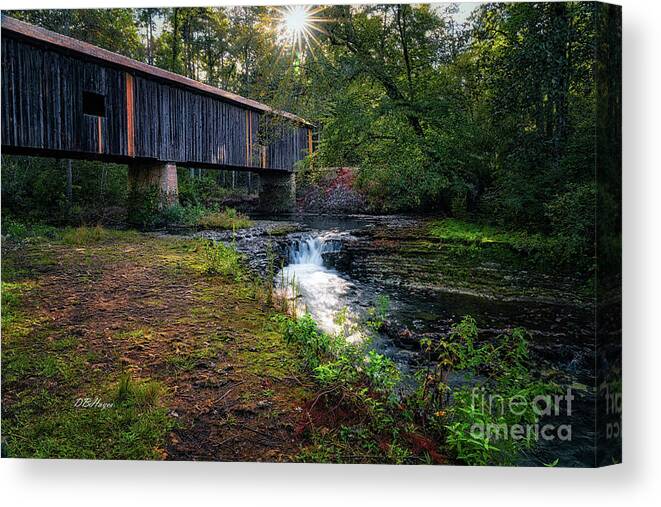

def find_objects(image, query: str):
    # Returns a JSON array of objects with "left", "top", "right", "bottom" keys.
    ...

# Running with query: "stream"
[{"left": 191, "top": 214, "right": 596, "bottom": 467}]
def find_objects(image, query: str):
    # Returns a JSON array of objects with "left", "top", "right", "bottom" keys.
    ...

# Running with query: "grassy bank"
[
  {"left": 1, "top": 226, "right": 311, "bottom": 460},
  {"left": 2, "top": 222, "right": 560, "bottom": 464},
  {"left": 278, "top": 311, "right": 556, "bottom": 466},
  {"left": 427, "top": 218, "right": 594, "bottom": 273}
]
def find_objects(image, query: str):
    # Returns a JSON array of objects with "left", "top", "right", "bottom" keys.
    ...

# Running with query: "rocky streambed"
[{"left": 181, "top": 214, "right": 596, "bottom": 466}]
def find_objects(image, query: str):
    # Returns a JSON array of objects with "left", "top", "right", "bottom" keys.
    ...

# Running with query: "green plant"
[
  {"left": 365, "top": 294, "right": 390, "bottom": 331},
  {"left": 364, "top": 349, "right": 400, "bottom": 394},
  {"left": 313, "top": 355, "right": 358, "bottom": 386},
  {"left": 196, "top": 207, "right": 252, "bottom": 230},
  {"left": 160, "top": 203, "right": 206, "bottom": 226},
  {"left": 201, "top": 240, "right": 244, "bottom": 280},
  {"left": 265, "top": 239, "right": 275, "bottom": 306},
  {"left": 115, "top": 373, "right": 163, "bottom": 408},
  {"left": 1, "top": 218, "right": 59, "bottom": 240},
  {"left": 126, "top": 186, "right": 162, "bottom": 228},
  {"left": 282, "top": 313, "right": 335, "bottom": 369},
  {"left": 437, "top": 317, "right": 557, "bottom": 465}
]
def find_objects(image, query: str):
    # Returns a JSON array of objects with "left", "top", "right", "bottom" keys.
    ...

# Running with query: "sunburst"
[{"left": 275, "top": 5, "right": 329, "bottom": 56}]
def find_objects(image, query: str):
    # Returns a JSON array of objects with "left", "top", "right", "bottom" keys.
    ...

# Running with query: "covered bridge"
[{"left": 1, "top": 15, "right": 313, "bottom": 213}]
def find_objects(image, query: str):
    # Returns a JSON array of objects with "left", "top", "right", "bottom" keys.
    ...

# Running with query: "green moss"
[
  {"left": 427, "top": 218, "right": 593, "bottom": 273},
  {"left": 165, "top": 346, "right": 218, "bottom": 373},
  {"left": 268, "top": 224, "right": 299, "bottom": 236},
  {"left": 3, "top": 389, "right": 173, "bottom": 460},
  {"left": 429, "top": 218, "right": 522, "bottom": 244},
  {"left": 231, "top": 324, "right": 302, "bottom": 380},
  {"left": 59, "top": 225, "right": 139, "bottom": 246},
  {"left": 1, "top": 281, "right": 42, "bottom": 343}
]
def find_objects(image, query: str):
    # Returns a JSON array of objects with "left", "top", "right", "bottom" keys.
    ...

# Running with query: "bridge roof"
[{"left": 1, "top": 15, "right": 313, "bottom": 127}]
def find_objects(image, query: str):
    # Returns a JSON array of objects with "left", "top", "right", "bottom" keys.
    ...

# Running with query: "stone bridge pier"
[
  {"left": 127, "top": 161, "right": 179, "bottom": 224},
  {"left": 127, "top": 161, "right": 295, "bottom": 222}
]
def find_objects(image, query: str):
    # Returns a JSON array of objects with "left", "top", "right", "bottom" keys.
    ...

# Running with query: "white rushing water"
[{"left": 277, "top": 233, "right": 363, "bottom": 342}]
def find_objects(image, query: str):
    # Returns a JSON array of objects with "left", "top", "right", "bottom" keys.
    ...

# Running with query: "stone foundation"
[
  {"left": 127, "top": 161, "right": 179, "bottom": 208},
  {"left": 127, "top": 161, "right": 178, "bottom": 226},
  {"left": 257, "top": 171, "right": 295, "bottom": 214}
]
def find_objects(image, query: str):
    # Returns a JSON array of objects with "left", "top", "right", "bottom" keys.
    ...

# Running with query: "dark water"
[{"left": 195, "top": 213, "right": 596, "bottom": 467}]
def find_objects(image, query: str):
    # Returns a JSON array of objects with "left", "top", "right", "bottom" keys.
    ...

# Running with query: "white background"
[{"left": 1, "top": 0, "right": 659, "bottom": 505}]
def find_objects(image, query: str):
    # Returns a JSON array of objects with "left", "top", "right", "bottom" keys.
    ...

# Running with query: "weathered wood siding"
[
  {"left": 1, "top": 32, "right": 310, "bottom": 172},
  {"left": 1, "top": 36, "right": 129, "bottom": 156},
  {"left": 132, "top": 76, "right": 308, "bottom": 170}
]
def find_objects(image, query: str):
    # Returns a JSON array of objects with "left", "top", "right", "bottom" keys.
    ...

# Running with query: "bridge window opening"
[{"left": 82, "top": 91, "right": 105, "bottom": 117}]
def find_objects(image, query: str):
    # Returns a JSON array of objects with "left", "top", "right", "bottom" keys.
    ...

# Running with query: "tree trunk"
[
  {"left": 65, "top": 159, "right": 73, "bottom": 201},
  {"left": 171, "top": 8, "right": 179, "bottom": 71}
]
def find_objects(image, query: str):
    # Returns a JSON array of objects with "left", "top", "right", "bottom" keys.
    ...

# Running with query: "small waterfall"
[
  {"left": 289, "top": 234, "right": 341, "bottom": 266},
  {"left": 278, "top": 233, "right": 363, "bottom": 342}
]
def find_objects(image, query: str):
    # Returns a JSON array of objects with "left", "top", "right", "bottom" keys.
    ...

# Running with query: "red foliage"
[
  {"left": 404, "top": 432, "right": 447, "bottom": 464},
  {"left": 294, "top": 395, "right": 360, "bottom": 437},
  {"left": 325, "top": 167, "right": 357, "bottom": 195}
]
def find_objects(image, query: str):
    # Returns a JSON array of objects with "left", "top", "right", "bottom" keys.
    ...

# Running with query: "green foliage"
[
  {"left": 428, "top": 218, "right": 593, "bottom": 272},
  {"left": 313, "top": 355, "right": 359, "bottom": 386},
  {"left": 11, "top": 8, "right": 144, "bottom": 58},
  {"left": 2, "top": 155, "right": 128, "bottom": 226},
  {"left": 415, "top": 316, "right": 558, "bottom": 466},
  {"left": 281, "top": 313, "right": 336, "bottom": 369},
  {"left": 365, "top": 294, "right": 390, "bottom": 332},
  {"left": 544, "top": 183, "right": 596, "bottom": 262},
  {"left": 468, "top": 2, "right": 600, "bottom": 231},
  {"left": 281, "top": 312, "right": 416, "bottom": 464},
  {"left": 159, "top": 203, "right": 206, "bottom": 226},
  {"left": 201, "top": 240, "right": 244, "bottom": 280},
  {"left": 3, "top": 5, "right": 607, "bottom": 270},
  {"left": 196, "top": 207, "right": 253, "bottom": 230},
  {"left": 364, "top": 349, "right": 400, "bottom": 394},
  {"left": 160, "top": 204, "right": 252, "bottom": 230},
  {"left": 1, "top": 217, "right": 59, "bottom": 240},
  {"left": 279, "top": 312, "right": 400, "bottom": 397},
  {"left": 306, "top": 2, "right": 604, "bottom": 254},
  {"left": 126, "top": 186, "right": 162, "bottom": 228}
]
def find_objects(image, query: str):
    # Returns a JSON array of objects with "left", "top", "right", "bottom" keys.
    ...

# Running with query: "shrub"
[
  {"left": 365, "top": 294, "right": 390, "bottom": 332},
  {"left": 544, "top": 182, "right": 596, "bottom": 265},
  {"left": 364, "top": 349, "right": 400, "bottom": 394},
  {"left": 201, "top": 240, "right": 244, "bottom": 280},
  {"left": 1, "top": 217, "right": 59, "bottom": 240},
  {"left": 160, "top": 204, "right": 206, "bottom": 226},
  {"left": 435, "top": 317, "right": 558, "bottom": 465},
  {"left": 282, "top": 313, "right": 335, "bottom": 369},
  {"left": 196, "top": 207, "right": 253, "bottom": 230},
  {"left": 126, "top": 186, "right": 162, "bottom": 228}
]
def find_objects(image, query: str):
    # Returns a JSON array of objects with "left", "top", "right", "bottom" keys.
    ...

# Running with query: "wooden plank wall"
[
  {"left": 132, "top": 76, "right": 309, "bottom": 171},
  {"left": 1, "top": 34, "right": 310, "bottom": 172},
  {"left": 1, "top": 36, "right": 129, "bottom": 156}
]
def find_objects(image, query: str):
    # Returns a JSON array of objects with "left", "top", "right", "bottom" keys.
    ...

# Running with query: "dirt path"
[{"left": 2, "top": 232, "right": 314, "bottom": 461}]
